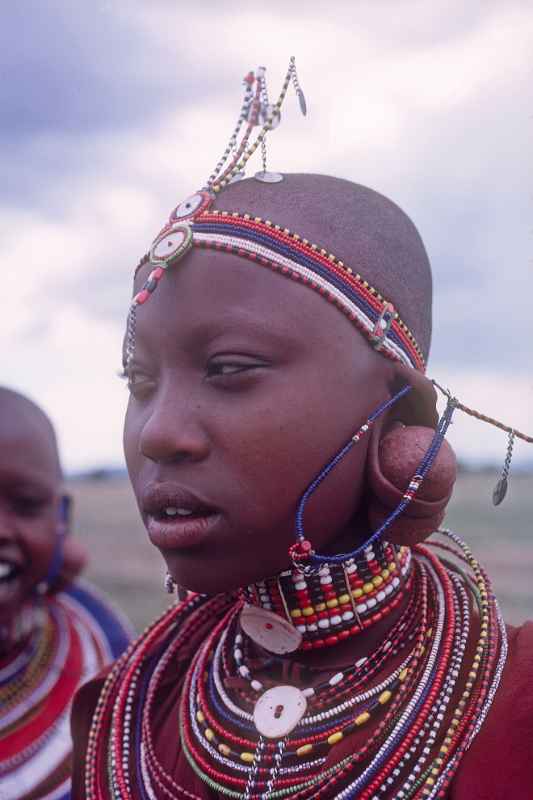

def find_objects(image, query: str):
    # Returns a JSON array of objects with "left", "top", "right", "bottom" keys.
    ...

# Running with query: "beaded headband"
[{"left": 128, "top": 58, "right": 426, "bottom": 373}]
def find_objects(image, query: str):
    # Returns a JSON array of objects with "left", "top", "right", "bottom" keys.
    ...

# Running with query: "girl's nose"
[{"left": 138, "top": 389, "right": 210, "bottom": 465}]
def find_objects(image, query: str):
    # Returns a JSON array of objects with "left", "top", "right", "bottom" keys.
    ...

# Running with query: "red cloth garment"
[{"left": 71, "top": 620, "right": 533, "bottom": 799}]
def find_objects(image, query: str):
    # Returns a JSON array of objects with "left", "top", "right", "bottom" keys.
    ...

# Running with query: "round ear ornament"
[{"left": 367, "top": 425, "right": 458, "bottom": 547}]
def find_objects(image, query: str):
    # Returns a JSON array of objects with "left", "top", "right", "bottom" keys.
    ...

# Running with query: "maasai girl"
[
  {"left": 71, "top": 61, "right": 533, "bottom": 799},
  {"left": 0, "top": 387, "right": 132, "bottom": 799}
]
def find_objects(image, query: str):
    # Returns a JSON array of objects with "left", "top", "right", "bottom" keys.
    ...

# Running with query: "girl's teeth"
[{"left": 164, "top": 507, "right": 193, "bottom": 517}]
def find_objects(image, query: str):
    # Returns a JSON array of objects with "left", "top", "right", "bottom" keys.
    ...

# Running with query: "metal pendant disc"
[
  {"left": 492, "top": 477, "right": 508, "bottom": 506},
  {"left": 254, "top": 171, "right": 284, "bottom": 184},
  {"left": 240, "top": 604, "right": 302, "bottom": 654},
  {"left": 253, "top": 685, "right": 307, "bottom": 738}
]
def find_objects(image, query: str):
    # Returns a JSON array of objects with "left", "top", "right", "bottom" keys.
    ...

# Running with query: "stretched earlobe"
[
  {"left": 367, "top": 422, "right": 457, "bottom": 546},
  {"left": 389, "top": 363, "right": 439, "bottom": 428}
]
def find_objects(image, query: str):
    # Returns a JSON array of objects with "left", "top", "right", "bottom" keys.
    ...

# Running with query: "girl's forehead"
[
  {"left": 134, "top": 247, "right": 375, "bottom": 350},
  {"left": 131, "top": 247, "right": 390, "bottom": 393},
  {"left": 132, "top": 174, "right": 431, "bottom": 375}
]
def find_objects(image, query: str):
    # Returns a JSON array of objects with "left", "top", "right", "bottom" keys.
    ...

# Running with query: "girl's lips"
[{"left": 146, "top": 511, "right": 224, "bottom": 550}]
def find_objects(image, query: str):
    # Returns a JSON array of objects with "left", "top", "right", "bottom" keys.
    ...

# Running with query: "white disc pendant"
[
  {"left": 253, "top": 685, "right": 307, "bottom": 738},
  {"left": 240, "top": 604, "right": 302, "bottom": 654},
  {"left": 254, "top": 171, "right": 284, "bottom": 184}
]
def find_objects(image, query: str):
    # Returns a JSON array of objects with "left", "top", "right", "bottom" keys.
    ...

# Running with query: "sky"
[{"left": 1, "top": 1, "right": 532, "bottom": 473}]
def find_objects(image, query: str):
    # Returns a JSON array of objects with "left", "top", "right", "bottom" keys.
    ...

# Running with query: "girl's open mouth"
[{"left": 141, "top": 483, "right": 223, "bottom": 550}]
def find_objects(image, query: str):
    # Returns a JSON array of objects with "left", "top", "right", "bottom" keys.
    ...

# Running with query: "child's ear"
[
  {"left": 48, "top": 494, "right": 88, "bottom": 593},
  {"left": 387, "top": 363, "right": 438, "bottom": 428}
]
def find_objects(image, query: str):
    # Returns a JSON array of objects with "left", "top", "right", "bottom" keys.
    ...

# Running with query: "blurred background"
[{"left": 1, "top": 1, "right": 532, "bottom": 631}]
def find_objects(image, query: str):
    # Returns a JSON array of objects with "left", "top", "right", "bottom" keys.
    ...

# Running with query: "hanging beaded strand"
[
  {"left": 290, "top": 390, "right": 457, "bottom": 573},
  {"left": 204, "top": 70, "right": 256, "bottom": 189}
]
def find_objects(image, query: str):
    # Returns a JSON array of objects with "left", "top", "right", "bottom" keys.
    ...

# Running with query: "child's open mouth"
[
  {"left": 0, "top": 560, "right": 23, "bottom": 603},
  {"left": 142, "top": 484, "right": 223, "bottom": 550}
]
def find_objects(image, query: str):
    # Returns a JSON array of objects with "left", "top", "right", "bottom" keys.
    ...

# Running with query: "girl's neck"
[{"left": 243, "top": 536, "right": 415, "bottom": 671}]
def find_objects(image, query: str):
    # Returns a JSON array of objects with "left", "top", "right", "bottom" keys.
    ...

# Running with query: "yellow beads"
[
  {"left": 218, "top": 744, "right": 231, "bottom": 757},
  {"left": 302, "top": 606, "right": 314, "bottom": 617},
  {"left": 296, "top": 744, "right": 314, "bottom": 757},
  {"left": 378, "top": 690, "right": 392, "bottom": 705},
  {"left": 204, "top": 728, "right": 215, "bottom": 742},
  {"left": 338, "top": 594, "right": 351, "bottom": 605},
  {"left": 326, "top": 598, "right": 339, "bottom": 609},
  {"left": 240, "top": 752, "right": 255, "bottom": 763},
  {"left": 363, "top": 583, "right": 374, "bottom": 594},
  {"left": 196, "top": 710, "right": 205, "bottom": 723},
  {"left": 355, "top": 711, "right": 370, "bottom": 726},
  {"left": 290, "top": 609, "right": 302, "bottom": 618},
  {"left": 327, "top": 731, "right": 344, "bottom": 746}
]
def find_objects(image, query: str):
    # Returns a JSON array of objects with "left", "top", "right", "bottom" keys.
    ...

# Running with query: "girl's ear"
[
  {"left": 387, "top": 363, "right": 439, "bottom": 428},
  {"left": 364, "top": 364, "right": 457, "bottom": 547}
]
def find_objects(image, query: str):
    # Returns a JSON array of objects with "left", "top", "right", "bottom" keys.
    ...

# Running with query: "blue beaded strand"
[{"left": 293, "top": 388, "right": 457, "bottom": 568}]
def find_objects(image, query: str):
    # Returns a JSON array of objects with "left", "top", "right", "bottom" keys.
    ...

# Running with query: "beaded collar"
[
  {"left": 241, "top": 542, "right": 413, "bottom": 652},
  {"left": 84, "top": 531, "right": 507, "bottom": 800}
]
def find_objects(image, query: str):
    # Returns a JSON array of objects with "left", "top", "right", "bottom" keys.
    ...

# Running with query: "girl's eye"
[{"left": 206, "top": 359, "right": 267, "bottom": 379}]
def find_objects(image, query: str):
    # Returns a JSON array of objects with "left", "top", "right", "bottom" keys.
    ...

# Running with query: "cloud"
[{"left": 1, "top": 3, "right": 532, "bottom": 469}]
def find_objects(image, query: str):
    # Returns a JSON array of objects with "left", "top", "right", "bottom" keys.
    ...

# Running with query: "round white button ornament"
[
  {"left": 169, "top": 191, "right": 213, "bottom": 223},
  {"left": 150, "top": 223, "right": 193, "bottom": 267},
  {"left": 253, "top": 685, "right": 307, "bottom": 738},
  {"left": 240, "top": 604, "right": 302, "bottom": 655}
]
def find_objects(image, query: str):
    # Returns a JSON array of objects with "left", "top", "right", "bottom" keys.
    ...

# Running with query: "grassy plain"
[{"left": 68, "top": 473, "right": 533, "bottom": 633}]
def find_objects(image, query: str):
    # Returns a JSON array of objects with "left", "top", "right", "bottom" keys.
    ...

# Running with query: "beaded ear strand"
[
  {"left": 432, "top": 380, "right": 533, "bottom": 506},
  {"left": 289, "top": 386, "right": 457, "bottom": 572}
]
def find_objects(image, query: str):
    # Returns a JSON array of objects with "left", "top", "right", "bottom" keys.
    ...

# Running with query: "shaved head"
[
  {"left": 214, "top": 174, "right": 433, "bottom": 360},
  {"left": 0, "top": 388, "right": 62, "bottom": 480}
]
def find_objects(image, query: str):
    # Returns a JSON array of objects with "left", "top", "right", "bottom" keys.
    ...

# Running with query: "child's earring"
[
  {"left": 164, "top": 570, "right": 176, "bottom": 594},
  {"left": 367, "top": 424, "right": 457, "bottom": 547}
]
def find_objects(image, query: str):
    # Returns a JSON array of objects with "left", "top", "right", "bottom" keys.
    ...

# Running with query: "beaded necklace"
[
  {"left": 0, "top": 583, "right": 131, "bottom": 800},
  {"left": 86, "top": 530, "right": 506, "bottom": 800},
  {"left": 242, "top": 543, "right": 412, "bottom": 651}
]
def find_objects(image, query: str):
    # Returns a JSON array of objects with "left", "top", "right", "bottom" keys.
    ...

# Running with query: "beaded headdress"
[
  {"left": 127, "top": 58, "right": 425, "bottom": 374},
  {"left": 126, "top": 57, "right": 532, "bottom": 537}
]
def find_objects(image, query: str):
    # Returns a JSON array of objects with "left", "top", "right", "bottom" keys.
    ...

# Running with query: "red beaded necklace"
[{"left": 85, "top": 532, "right": 506, "bottom": 800}]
